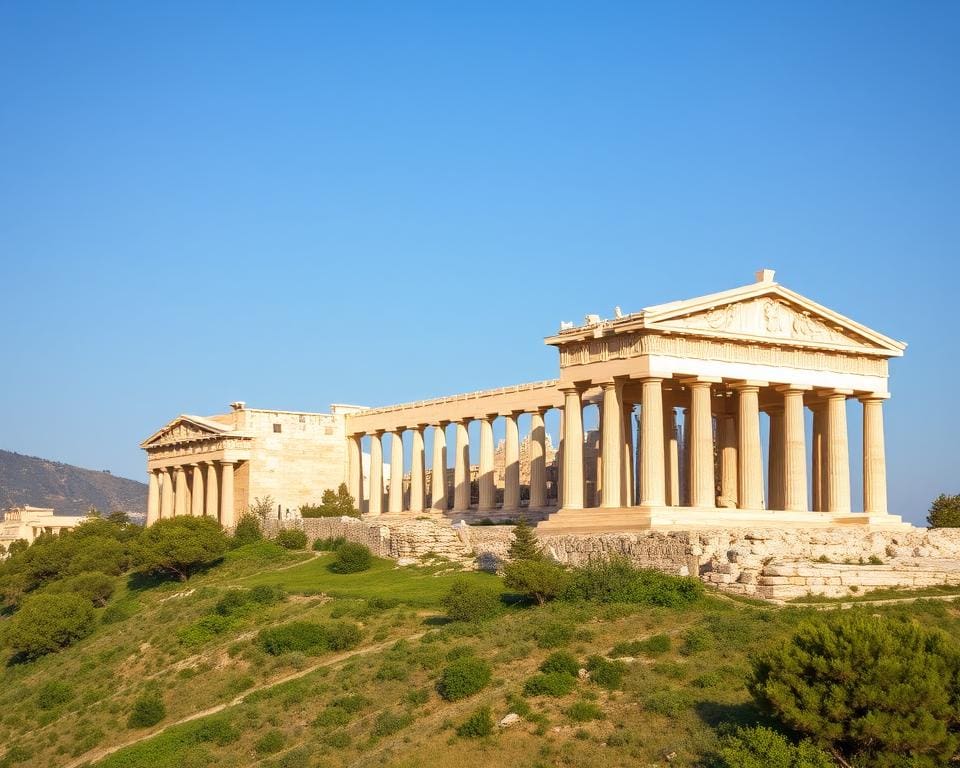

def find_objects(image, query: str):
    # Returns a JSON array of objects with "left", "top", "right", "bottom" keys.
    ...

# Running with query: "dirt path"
[{"left": 64, "top": 630, "right": 425, "bottom": 768}]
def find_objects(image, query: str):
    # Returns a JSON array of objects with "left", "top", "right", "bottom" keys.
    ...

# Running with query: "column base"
[{"left": 536, "top": 506, "right": 912, "bottom": 535}]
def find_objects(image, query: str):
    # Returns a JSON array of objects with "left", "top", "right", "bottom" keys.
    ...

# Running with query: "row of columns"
[
  {"left": 350, "top": 408, "right": 554, "bottom": 517},
  {"left": 561, "top": 377, "right": 887, "bottom": 515},
  {"left": 146, "top": 460, "right": 237, "bottom": 527}
]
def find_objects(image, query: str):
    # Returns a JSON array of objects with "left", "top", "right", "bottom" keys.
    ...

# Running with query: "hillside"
[
  {"left": 0, "top": 449, "right": 146, "bottom": 518},
  {"left": 1, "top": 529, "right": 959, "bottom": 768}
]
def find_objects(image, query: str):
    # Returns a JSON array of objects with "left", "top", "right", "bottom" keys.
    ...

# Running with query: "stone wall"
[{"left": 262, "top": 516, "right": 960, "bottom": 601}]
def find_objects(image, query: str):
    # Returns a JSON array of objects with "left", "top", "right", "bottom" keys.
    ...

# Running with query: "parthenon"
[{"left": 142, "top": 270, "right": 909, "bottom": 532}]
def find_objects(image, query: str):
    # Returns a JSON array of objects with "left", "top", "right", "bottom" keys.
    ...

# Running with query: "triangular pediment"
[
  {"left": 140, "top": 415, "right": 235, "bottom": 448},
  {"left": 643, "top": 281, "right": 906, "bottom": 356}
]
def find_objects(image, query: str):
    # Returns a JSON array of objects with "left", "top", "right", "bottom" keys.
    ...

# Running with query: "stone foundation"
[{"left": 263, "top": 516, "right": 960, "bottom": 601}]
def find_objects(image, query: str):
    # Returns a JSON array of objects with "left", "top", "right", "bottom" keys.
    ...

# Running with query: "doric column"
[
  {"left": 347, "top": 434, "right": 363, "bottom": 511},
  {"left": 861, "top": 396, "right": 888, "bottom": 514},
  {"left": 561, "top": 386, "right": 584, "bottom": 510},
  {"left": 639, "top": 378, "right": 665, "bottom": 506},
  {"left": 766, "top": 407, "right": 785, "bottom": 511},
  {"left": 191, "top": 464, "right": 205, "bottom": 516},
  {"left": 409, "top": 425, "right": 426, "bottom": 514},
  {"left": 735, "top": 384, "right": 763, "bottom": 509},
  {"left": 431, "top": 424, "right": 448, "bottom": 511},
  {"left": 478, "top": 415, "right": 496, "bottom": 511},
  {"left": 146, "top": 470, "right": 160, "bottom": 526},
  {"left": 825, "top": 391, "right": 851, "bottom": 514},
  {"left": 718, "top": 399, "right": 738, "bottom": 507},
  {"left": 622, "top": 403, "right": 634, "bottom": 506},
  {"left": 664, "top": 408, "right": 680, "bottom": 506},
  {"left": 503, "top": 412, "right": 521, "bottom": 511},
  {"left": 205, "top": 462, "right": 219, "bottom": 520},
  {"left": 220, "top": 460, "right": 236, "bottom": 528},
  {"left": 453, "top": 420, "right": 471, "bottom": 512},
  {"left": 160, "top": 468, "right": 174, "bottom": 518},
  {"left": 687, "top": 379, "right": 716, "bottom": 508},
  {"left": 556, "top": 410, "right": 564, "bottom": 507},
  {"left": 388, "top": 430, "right": 404, "bottom": 514},
  {"left": 174, "top": 465, "right": 188, "bottom": 516},
  {"left": 528, "top": 409, "right": 547, "bottom": 508},
  {"left": 601, "top": 381, "right": 623, "bottom": 508},
  {"left": 781, "top": 387, "right": 808, "bottom": 512},
  {"left": 811, "top": 404, "right": 826, "bottom": 511},
  {"left": 368, "top": 432, "right": 384, "bottom": 516}
]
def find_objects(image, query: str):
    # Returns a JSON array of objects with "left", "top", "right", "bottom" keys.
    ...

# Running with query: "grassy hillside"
[
  {"left": 0, "top": 449, "right": 146, "bottom": 518},
  {"left": 2, "top": 534, "right": 960, "bottom": 768}
]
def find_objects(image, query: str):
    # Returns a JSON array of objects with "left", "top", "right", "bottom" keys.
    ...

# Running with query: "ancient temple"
[{"left": 142, "top": 270, "right": 908, "bottom": 532}]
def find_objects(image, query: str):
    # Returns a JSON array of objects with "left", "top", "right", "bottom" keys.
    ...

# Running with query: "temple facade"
[{"left": 142, "top": 270, "right": 908, "bottom": 532}]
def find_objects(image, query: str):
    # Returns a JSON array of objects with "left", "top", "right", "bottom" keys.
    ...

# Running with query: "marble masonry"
[{"left": 142, "top": 270, "right": 908, "bottom": 534}]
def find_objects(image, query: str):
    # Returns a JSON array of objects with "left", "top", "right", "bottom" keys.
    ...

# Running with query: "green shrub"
[
  {"left": 681, "top": 627, "right": 715, "bottom": 655},
  {"left": 523, "top": 671, "right": 576, "bottom": 697},
  {"left": 566, "top": 700, "right": 604, "bottom": 722},
  {"left": 539, "top": 651, "right": 580, "bottom": 677},
  {"left": 752, "top": 612, "right": 960, "bottom": 766},
  {"left": 330, "top": 542, "right": 373, "bottom": 573},
  {"left": 101, "top": 600, "right": 138, "bottom": 624},
  {"left": 712, "top": 726, "right": 834, "bottom": 768},
  {"left": 563, "top": 557, "right": 703, "bottom": 607},
  {"left": 35, "top": 681, "right": 73, "bottom": 710},
  {"left": 300, "top": 484, "right": 359, "bottom": 518},
  {"left": 257, "top": 621, "right": 361, "bottom": 655},
  {"left": 507, "top": 518, "right": 542, "bottom": 560},
  {"left": 586, "top": 656, "right": 627, "bottom": 690},
  {"left": 441, "top": 578, "right": 501, "bottom": 622},
  {"left": 503, "top": 558, "right": 572, "bottom": 605},
  {"left": 0, "top": 745, "right": 32, "bottom": 766},
  {"left": 457, "top": 705, "right": 493, "bottom": 737},
  {"left": 275, "top": 529, "right": 308, "bottom": 550},
  {"left": 127, "top": 692, "right": 166, "bottom": 728},
  {"left": 48, "top": 571, "right": 116, "bottom": 607},
  {"left": 405, "top": 688, "right": 430, "bottom": 706},
  {"left": 3, "top": 592, "right": 96, "bottom": 660},
  {"left": 215, "top": 590, "right": 252, "bottom": 616},
  {"left": 928, "top": 493, "right": 960, "bottom": 528},
  {"left": 612, "top": 634, "right": 671, "bottom": 657},
  {"left": 372, "top": 710, "right": 413, "bottom": 737},
  {"left": 644, "top": 688, "right": 692, "bottom": 717},
  {"left": 330, "top": 694, "right": 369, "bottom": 713},
  {"left": 177, "top": 614, "right": 238, "bottom": 647},
  {"left": 255, "top": 729, "right": 285, "bottom": 755},
  {"left": 249, "top": 584, "right": 285, "bottom": 604},
  {"left": 533, "top": 620, "right": 574, "bottom": 648},
  {"left": 438, "top": 657, "right": 492, "bottom": 701},
  {"left": 133, "top": 516, "right": 227, "bottom": 581},
  {"left": 313, "top": 536, "right": 347, "bottom": 551},
  {"left": 231, "top": 513, "right": 263, "bottom": 547}
]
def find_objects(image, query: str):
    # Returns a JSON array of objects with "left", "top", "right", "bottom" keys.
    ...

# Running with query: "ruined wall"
[{"left": 262, "top": 516, "right": 960, "bottom": 601}]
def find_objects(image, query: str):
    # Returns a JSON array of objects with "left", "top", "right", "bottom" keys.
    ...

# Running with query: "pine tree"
[{"left": 508, "top": 517, "right": 543, "bottom": 561}]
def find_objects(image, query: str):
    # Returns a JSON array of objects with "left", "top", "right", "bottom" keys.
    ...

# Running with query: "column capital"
[
  {"left": 857, "top": 392, "right": 890, "bottom": 403},
  {"left": 414, "top": 422, "right": 429, "bottom": 431},
  {"left": 498, "top": 409, "right": 524, "bottom": 419},
  {"left": 816, "top": 388, "right": 854, "bottom": 399},
  {"left": 774, "top": 383, "right": 813, "bottom": 393},
  {"left": 678, "top": 376, "right": 722, "bottom": 386},
  {"left": 369, "top": 429, "right": 386, "bottom": 437},
  {"left": 729, "top": 380, "right": 768, "bottom": 392},
  {"left": 218, "top": 459, "right": 236, "bottom": 467}
]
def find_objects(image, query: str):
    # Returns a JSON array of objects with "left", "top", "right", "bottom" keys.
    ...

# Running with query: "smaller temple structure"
[{"left": 0, "top": 506, "right": 88, "bottom": 547}]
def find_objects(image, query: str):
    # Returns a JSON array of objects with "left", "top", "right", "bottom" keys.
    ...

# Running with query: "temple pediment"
[
  {"left": 642, "top": 281, "right": 906, "bottom": 357},
  {"left": 140, "top": 415, "right": 246, "bottom": 448}
]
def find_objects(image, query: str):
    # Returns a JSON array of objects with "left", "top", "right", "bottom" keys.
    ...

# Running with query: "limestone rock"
[{"left": 498, "top": 713, "right": 521, "bottom": 728}]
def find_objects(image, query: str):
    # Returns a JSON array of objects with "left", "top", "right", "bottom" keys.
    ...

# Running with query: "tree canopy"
[{"left": 132, "top": 517, "right": 227, "bottom": 582}]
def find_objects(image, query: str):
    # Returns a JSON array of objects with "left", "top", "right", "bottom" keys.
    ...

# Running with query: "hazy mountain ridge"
[{"left": 0, "top": 449, "right": 146, "bottom": 517}]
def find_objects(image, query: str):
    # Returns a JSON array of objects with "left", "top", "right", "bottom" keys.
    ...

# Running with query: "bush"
[
  {"left": 586, "top": 656, "right": 627, "bottom": 690},
  {"left": 563, "top": 557, "right": 703, "bottom": 607},
  {"left": 507, "top": 517, "right": 542, "bottom": 561},
  {"left": 330, "top": 542, "right": 373, "bottom": 573},
  {"left": 644, "top": 689, "right": 692, "bottom": 717},
  {"left": 928, "top": 494, "right": 960, "bottom": 528},
  {"left": 255, "top": 730, "right": 285, "bottom": 755},
  {"left": 231, "top": 514, "right": 263, "bottom": 547},
  {"left": 48, "top": 571, "right": 116, "bottom": 607},
  {"left": 533, "top": 620, "right": 574, "bottom": 648},
  {"left": 300, "top": 484, "right": 360, "bottom": 518},
  {"left": 3, "top": 592, "right": 96, "bottom": 660},
  {"left": 177, "top": 614, "right": 238, "bottom": 647},
  {"left": 438, "top": 657, "right": 492, "bottom": 701},
  {"left": 274, "top": 529, "right": 308, "bottom": 550},
  {"left": 612, "top": 634, "right": 671, "bottom": 657},
  {"left": 372, "top": 710, "right": 413, "bottom": 737},
  {"left": 313, "top": 536, "right": 346, "bottom": 552},
  {"left": 127, "top": 692, "right": 166, "bottom": 728},
  {"left": 539, "top": 651, "right": 580, "bottom": 677},
  {"left": 441, "top": 578, "right": 501, "bottom": 622},
  {"left": 133, "top": 517, "right": 227, "bottom": 581},
  {"left": 523, "top": 671, "right": 577, "bottom": 697},
  {"left": 566, "top": 700, "right": 604, "bottom": 723},
  {"left": 711, "top": 726, "right": 834, "bottom": 768},
  {"left": 750, "top": 612, "right": 960, "bottom": 767},
  {"left": 503, "top": 558, "right": 571, "bottom": 605},
  {"left": 681, "top": 627, "right": 715, "bottom": 655},
  {"left": 457, "top": 705, "right": 493, "bottom": 738},
  {"left": 36, "top": 681, "right": 73, "bottom": 710},
  {"left": 257, "top": 621, "right": 361, "bottom": 655}
]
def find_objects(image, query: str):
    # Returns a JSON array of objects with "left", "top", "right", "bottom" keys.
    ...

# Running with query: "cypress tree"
[{"left": 507, "top": 517, "right": 543, "bottom": 561}]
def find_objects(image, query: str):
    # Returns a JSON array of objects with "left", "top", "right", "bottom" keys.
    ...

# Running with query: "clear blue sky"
[{"left": 1, "top": 2, "right": 956, "bottom": 525}]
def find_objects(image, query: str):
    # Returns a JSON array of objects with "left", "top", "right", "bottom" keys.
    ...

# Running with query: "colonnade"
[
  {"left": 349, "top": 407, "right": 555, "bottom": 516},
  {"left": 146, "top": 460, "right": 238, "bottom": 526}
]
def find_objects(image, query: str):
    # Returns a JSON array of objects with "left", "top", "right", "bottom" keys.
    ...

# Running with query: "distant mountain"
[{"left": 0, "top": 449, "right": 146, "bottom": 519}]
